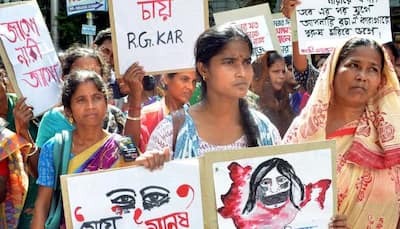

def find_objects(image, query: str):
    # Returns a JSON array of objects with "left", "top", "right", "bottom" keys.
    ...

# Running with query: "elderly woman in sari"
[
  {"left": 31, "top": 70, "right": 151, "bottom": 228},
  {"left": 283, "top": 36, "right": 400, "bottom": 228}
]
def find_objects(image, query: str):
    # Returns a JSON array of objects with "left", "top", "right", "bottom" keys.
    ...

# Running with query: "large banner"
[
  {"left": 61, "top": 141, "right": 336, "bottom": 228},
  {"left": 214, "top": 3, "right": 281, "bottom": 60},
  {"left": 108, "top": 0, "right": 208, "bottom": 76},
  {"left": 0, "top": 1, "right": 62, "bottom": 117},
  {"left": 61, "top": 159, "right": 203, "bottom": 228},
  {"left": 296, "top": 0, "right": 392, "bottom": 54}
]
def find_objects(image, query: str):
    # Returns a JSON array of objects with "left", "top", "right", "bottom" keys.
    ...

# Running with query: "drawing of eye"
[
  {"left": 140, "top": 186, "right": 170, "bottom": 210},
  {"left": 259, "top": 178, "right": 272, "bottom": 190},
  {"left": 277, "top": 176, "right": 289, "bottom": 189},
  {"left": 111, "top": 194, "right": 135, "bottom": 205},
  {"left": 106, "top": 188, "right": 136, "bottom": 213}
]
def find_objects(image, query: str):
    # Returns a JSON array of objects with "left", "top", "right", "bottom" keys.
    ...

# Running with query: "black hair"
[
  {"left": 93, "top": 28, "right": 112, "bottom": 46},
  {"left": 335, "top": 37, "right": 385, "bottom": 74},
  {"left": 62, "top": 46, "right": 110, "bottom": 82},
  {"left": 284, "top": 55, "right": 293, "bottom": 67},
  {"left": 62, "top": 70, "right": 108, "bottom": 111},
  {"left": 253, "top": 50, "right": 285, "bottom": 81},
  {"left": 242, "top": 158, "right": 304, "bottom": 214},
  {"left": 383, "top": 41, "right": 400, "bottom": 61},
  {"left": 252, "top": 51, "right": 294, "bottom": 137},
  {"left": 194, "top": 24, "right": 259, "bottom": 147}
]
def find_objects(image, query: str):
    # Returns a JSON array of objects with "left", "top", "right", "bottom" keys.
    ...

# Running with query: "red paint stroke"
[
  {"left": 111, "top": 205, "right": 123, "bottom": 215},
  {"left": 133, "top": 208, "right": 143, "bottom": 224},
  {"left": 74, "top": 206, "right": 85, "bottom": 222},
  {"left": 300, "top": 179, "right": 332, "bottom": 209},
  {"left": 177, "top": 184, "right": 195, "bottom": 209}
]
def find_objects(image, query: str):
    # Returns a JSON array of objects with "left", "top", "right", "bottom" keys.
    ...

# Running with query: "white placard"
[
  {"left": 296, "top": 0, "right": 392, "bottom": 54},
  {"left": 61, "top": 159, "right": 203, "bottom": 229},
  {"left": 199, "top": 140, "right": 337, "bottom": 228},
  {"left": 214, "top": 149, "right": 334, "bottom": 228},
  {"left": 108, "top": 0, "right": 208, "bottom": 76},
  {"left": 214, "top": 3, "right": 281, "bottom": 60},
  {"left": 0, "top": 1, "right": 62, "bottom": 117},
  {"left": 272, "top": 13, "right": 292, "bottom": 57}
]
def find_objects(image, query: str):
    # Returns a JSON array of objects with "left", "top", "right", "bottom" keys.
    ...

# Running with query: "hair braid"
[{"left": 239, "top": 98, "right": 260, "bottom": 147}]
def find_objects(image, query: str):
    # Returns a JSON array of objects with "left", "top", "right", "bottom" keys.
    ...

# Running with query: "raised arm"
[{"left": 122, "top": 62, "right": 145, "bottom": 149}]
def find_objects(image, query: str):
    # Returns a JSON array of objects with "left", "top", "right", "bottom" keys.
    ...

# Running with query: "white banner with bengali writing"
[
  {"left": 296, "top": 0, "right": 392, "bottom": 54},
  {"left": 109, "top": 0, "right": 207, "bottom": 76},
  {"left": 0, "top": 1, "right": 62, "bottom": 117}
]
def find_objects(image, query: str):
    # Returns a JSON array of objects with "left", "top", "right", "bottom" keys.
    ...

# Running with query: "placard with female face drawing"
[
  {"left": 61, "top": 159, "right": 203, "bottom": 229},
  {"left": 200, "top": 140, "right": 336, "bottom": 229}
]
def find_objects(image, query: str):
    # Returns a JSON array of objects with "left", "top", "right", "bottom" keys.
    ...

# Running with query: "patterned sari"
[
  {"left": 0, "top": 128, "right": 30, "bottom": 228},
  {"left": 68, "top": 133, "right": 127, "bottom": 174},
  {"left": 283, "top": 38, "right": 400, "bottom": 228}
]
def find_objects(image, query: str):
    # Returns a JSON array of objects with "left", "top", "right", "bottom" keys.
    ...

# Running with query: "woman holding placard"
[
  {"left": 31, "top": 70, "right": 157, "bottom": 228},
  {"left": 282, "top": 36, "right": 400, "bottom": 229},
  {"left": 138, "top": 24, "right": 281, "bottom": 166},
  {"left": 281, "top": 0, "right": 400, "bottom": 228}
]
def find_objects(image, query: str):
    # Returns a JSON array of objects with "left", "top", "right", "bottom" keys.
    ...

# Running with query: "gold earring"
[{"left": 68, "top": 116, "right": 74, "bottom": 124}]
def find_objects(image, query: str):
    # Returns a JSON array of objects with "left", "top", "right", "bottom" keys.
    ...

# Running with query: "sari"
[
  {"left": 283, "top": 38, "right": 400, "bottom": 228},
  {"left": 0, "top": 128, "right": 30, "bottom": 229},
  {"left": 68, "top": 133, "right": 126, "bottom": 173}
]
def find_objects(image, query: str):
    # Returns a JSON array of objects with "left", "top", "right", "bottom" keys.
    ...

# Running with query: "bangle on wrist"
[{"left": 126, "top": 115, "right": 141, "bottom": 121}]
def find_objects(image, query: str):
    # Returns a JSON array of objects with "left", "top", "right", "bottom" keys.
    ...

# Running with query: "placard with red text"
[
  {"left": 0, "top": 1, "right": 62, "bottom": 116},
  {"left": 61, "top": 159, "right": 203, "bottom": 229},
  {"left": 108, "top": 0, "right": 208, "bottom": 76}
]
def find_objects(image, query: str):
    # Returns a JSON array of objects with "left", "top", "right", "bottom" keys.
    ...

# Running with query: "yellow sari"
[
  {"left": 68, "top": 134, "right": 128, "bottom": 174},
  {"left": 283, "top": 38, "right": 400, "bottom": 228}
]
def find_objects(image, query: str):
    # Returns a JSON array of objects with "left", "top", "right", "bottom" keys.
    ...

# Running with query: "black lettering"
[
  {"left": 175, "top": 29, "right": 183, "bottom": 43},
  {"left": 127, "top": 32, "right": 137, "bottom": 49},
  {"left": 157, "top": 31, "right": 166, "bottom": 45},
  {"left": 167, "top": 31, "right": 174, "bottom": 43},
  {"left": 138, "top": 32, "right": 151, "bottom": 48}
]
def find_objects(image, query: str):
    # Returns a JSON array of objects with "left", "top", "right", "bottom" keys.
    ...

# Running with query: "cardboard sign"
[
  {"left": 0, "top": 1, "right": 62, "bottom": 117},
  {"left": 296, "top": 0, "right": 392, "bottom": 54},
  {"left": 61, "top": 159, "right": 203, "bottom": 229},
  {"left": 201, "top": 141, "right": 336, "bottom": 228},
  {"left": 61, "top": 141, "right": 336, "bottom": 228},
  {"left": 272, "top": 13, "right": 292, "bottom": 57},
  {"left": 214, "top": 3, "right": 281, "bottom": 60},
  {"left": 108, "top": 0, "right": 208, "bottom": 76}
]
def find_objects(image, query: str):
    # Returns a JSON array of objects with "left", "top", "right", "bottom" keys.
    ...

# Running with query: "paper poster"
[
  {"left": 296, "top": 0, "right": 392, "bottom": 54},
  {"left": 0, "top": 1, "right": 62, "bottom": 117},
  {"left": 61, "top": 159, "right": 203, "bottom": 229},
  {"left": 272, "top": 13, "right": 292, "bottom": 57},
  {"left": 108, "top": 0, "right": 208, "bottom": 76},
  {"left": 200, "top": 141, "right": 337, "bottom": 228},
  {"left": 214, "top": 3, "right": 281, "bottom": 60}
]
